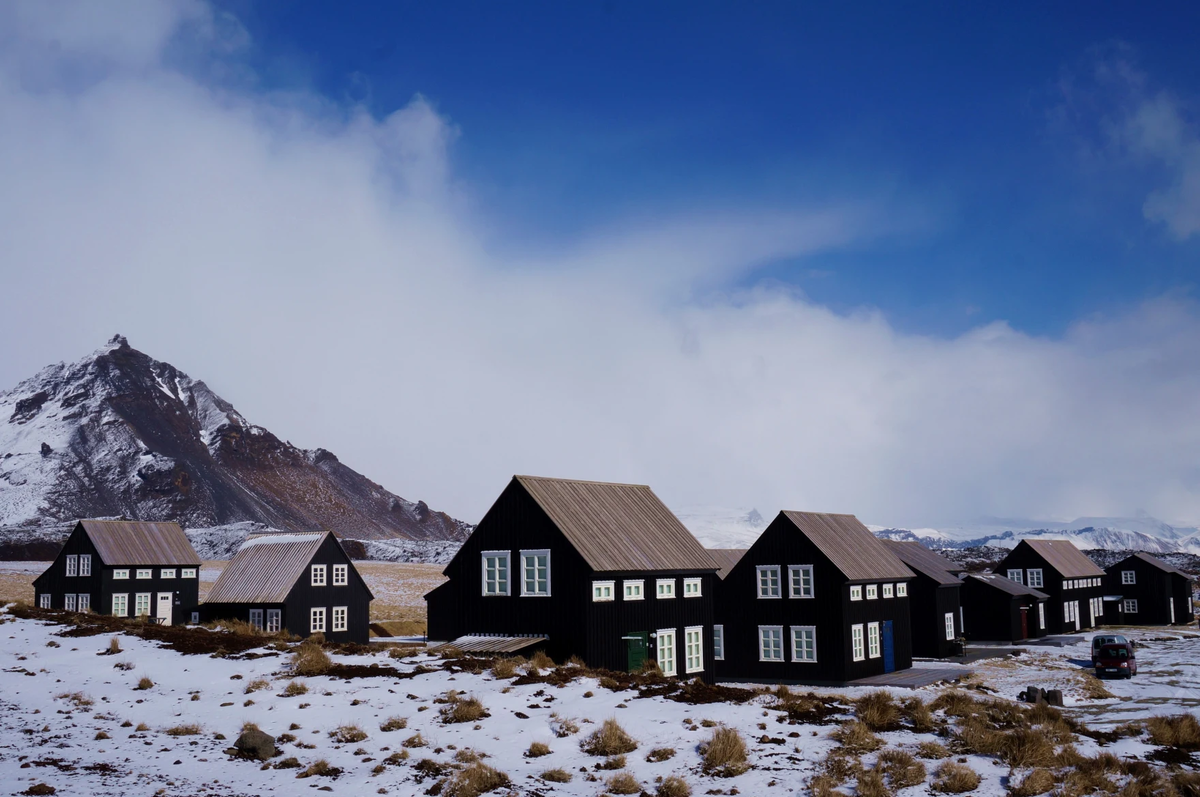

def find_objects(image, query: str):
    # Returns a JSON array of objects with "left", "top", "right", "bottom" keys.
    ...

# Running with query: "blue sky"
[{"left": 219, "top": 1, "right": 1200, "bottom": 336}]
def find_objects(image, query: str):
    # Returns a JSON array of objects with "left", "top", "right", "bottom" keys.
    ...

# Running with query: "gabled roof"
[
  {"left": 204, "top": 532, "right": 368, "bottom": 604},
  {"left": 965, "top": 572, "right": 1049, "bottom": 600},
  {"left": 882, "top": 540, "right": 963, "bottom": 586},
  {"left": 1015, "top": 539, "right": 1105, "bottom": 578},
  {"left": 1112, "top": 552, "right": 1191, "bottom": 578},
  {"left": 79, "top": 520, "right": 201, "bottom": 567},
  {"left": 708, "top": 548, "right": 748, "bottom": 580},
  {"left": 778, "top": 511, "right": 915, "bottom": 582},
  {"left": 514, "top": 476, "right": 717, "bottom": 573}
]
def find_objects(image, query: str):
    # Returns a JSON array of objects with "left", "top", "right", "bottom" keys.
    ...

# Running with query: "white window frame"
[
  {"left": 160, "top": 568, "right": 175, "bottom": 579},
  {"left": 851, "top": 624, "right": 865, "bottom": 661},
  {"left": 135, "top": 593, "right": 151, "bottom": 617},
  {"left": 1038, "top": 602, "right": 1045, "bottom": 629},
  {"left": 65, "top": 555, "right": 78, "bottom": 577},
  {"left": 266, "top": 609, "right": 281, "bottom": 633},
  {"left": 1095, "top": 596, "right": 1104, "bottom": 616},
  {"left": 79, "top": 555, "right": 91, "bottom": 577},
  {"left": 849, "top": 585, "right": 863, "bottom": 601},
  {"left": 896, "top": 582, "right": 907, "bottom": 597},
  {"left": 332, "top": 564, "right": 348, "bottom": 586},
  {"left": 180, "top": 568, "right": 196, "bottom": 579},
  {"left": 77, "top": 594, "right": 90, "bottom": 612},
  {"left": 39, "top": 593, "right": 51, "bottom": 609},
  {"left": 867, "top": 622, "right": 881, "bottom": 658},
  {"left": 1121, "top": 571, "right": 1135, "bottom": 585},
  {"left": 310, "top": 607, "right": 326, "bottom": 633},
  {"left": 791, "top": 626, "right": 817, "bottom": 662},
  {"left": 684, "top": 626, "right": 703, "bottom": 674},
  {"left": 136, "top": 569, "right": 152, "bottom": 580},
  {"left": 481, "top": 551, "right": 509, "bottom": 596},
  {"left": 592, "top": 580, "right": 615, "bottom": 602},
  {"left": 788, "top": 565, "right": 814, "bottom": 599},
  {"left": 112, "top": 593, "right": 128, "bottom": 617},
  {"left": 882, "top": 583, "right": 894, "bottom": 599},
  {"left": 519, "top": 550, "right": 550, "bottom": 597},
  {"left": 1007, "top": 569, "right": 1023, "bottom": 585},
  {"left": 945, "top": 612, "right": 955, "bottom": 641},
  {"left": 865, "top": 584, "right": 878, "bottom": 600},
  {"left": 113, "top": 569, "right": 129, "bottom": 580},
  {"left": 758, "top": 625, "right": 784, "bottom": 662},
  {"left": 249, "top": 608, "right": 264, "bottom": 630},
  {"left": 64, "top": 593, "right": 76, "bottom": 611},
  {"left": 656, "top": 628, "right": 677, "bottom": 676},
  {"left": 1027, "top": 568, "right": 1043, "bottom": 588},
  {"left": 1123, "top": 599, "right": 1138, "bottom": 613},
  {"left": 683, "top": 577, "right": 702, "bottom": 598},
  {"left": 713, "top": 624, "right": 724, "bottom": 661},
  {"left": 757, "top": 566, "right": 781, "bottom": 598},
  {"left": 332, "top": 606, "right": 348, "bottom": 632},
  {"left": 656, "top": 578, "right": 676, "bottom": 599},
  {"left": 311, "top": 564, "right": 327, "bottom": 587},
  {"left": 624, "top": 580, "right": 645, "bottom": 601}
]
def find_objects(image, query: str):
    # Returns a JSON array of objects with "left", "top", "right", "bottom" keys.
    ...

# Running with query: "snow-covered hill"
[
  {"left": 674, "top": 506, "right": 768, "bottom": 549},
  {"left": 0, "top": 336, "right": 471, "bottom": 551}
]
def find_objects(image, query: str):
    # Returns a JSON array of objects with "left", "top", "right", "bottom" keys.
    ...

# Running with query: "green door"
[{"left": 623, "top": 632, "right": 648, "bottom": 671}]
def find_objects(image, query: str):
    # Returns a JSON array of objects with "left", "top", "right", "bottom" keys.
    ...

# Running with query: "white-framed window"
[
  {"left": 1123, "top": 599, "right": 1138, "bottom": 613},
  {"left": 160, "top": 568, "right": 175, "bottom": 579},
  {"left": 791, "top": 626, "right": 817, "bottom": 662},
  {"left": 1121, "top": 571, "right": 1135, "bottom": 585},
  {"left": 65, "top": 555, "right": 78, "bottom": 577},
  {"left": 112, "top": 593, "right": 128, "bottom": 617},
  {"left": 624, "top": 580, "right": 645, "bottom": 600},
  {"left": 757, "top": 566, "right": 781, "bottom": 598},
  {"left": 180, "top": 568, "right": 196, "bottom": 579},
  {"left": 78, "top": 594, "right": 90, "bottom": 612},
  {"left": 851, "top": 624, "right": 865, "bottom": 661},
  {"left": 136, "top": 569, "right": 152, "bottom": 580},
  {"left": 656, "top": 578, "right": 676, "bottom": 599},
  {"left": 332, "top": 564, "right": 348, "bottom": 586},
  {"left": 520, "top": 550, "right": 550, "bottom": 596},
  {"left": 1095, "top": 596, "right": 1104, "bottom": 616},
  {"left": 266, "top": 609, "right": 281, "bottom": 633},
  {"left": 64, "top": 594, "right": 76, "bottom": 611},
  {"left": 592, "top": 581, "right": 615, "bottom": 602},
  {"left": 759, "top": 626, "right": 784, "bottom": 662},
  {"left": 332, "top": 606, "right": 348, "bottom": 632},
  {"left": 788, "top": 565, "right": 814, "bottom": 598},
  {"left": 39, "top": 593, "right": 51, "bottom": 609},
  {"left": 1027, "top": 568, "right": 1043, "bottom": 588},
  {"left": 1008, "top": 569, "right": 1023, "bottom": 585},
  {"left": 310, "top": 607, "right": 326, "bottom": 633},
  {"left": 683, "top": 577, "right": 702, "bottom": 597},
  {"left": 1038, "top": 602, "right": 1045, "bottom": 629},
  {"left": 481, "top": 552, "right": 509, "bottom": 596},
  {"left": 135, "top": 593, "right": 151, "bottom": 616},
  {"left": 113, "top": 569, "right": 129, "bottom": 580},
  {"left": 311, "top": 564, "right": 327, "bottom": 587},
  {"left": 865, "top": 584, "right": 878, "bottom": 600},
  {"left": 684, "top": 626, "right": 703, "bottom": 674},
  {"left": 850, "top": 585, "right": 863, "bottom": 601},
  {"left": 867, "top": 622, "right": 881, "bottom": 658},
  {"left": 79, "top": 555, "right": 91, "bottom": 577},
  {"left": 945, "top": 612, "right": 955, "bottom": 641},
  {"left": 882, "top": 583, "right": 894, "bottom": 599},
  {"left": 657, "top": 628, "right": 677, "bottom": 676},
  {"left": 713, "top": 625, "right": 724, "bottom": 660},
  {"left": 896, "top": 582, "right": 908, "bottom": 597},
  {"left": 249, "top": 608, "right": 264, "bottom": 630}
]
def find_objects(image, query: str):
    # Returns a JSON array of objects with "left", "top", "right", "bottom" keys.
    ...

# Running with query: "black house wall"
[
  {"left": 960, "top": 581, "right": 1045, "bottom": 642},
  {"left": 995, "top": 546, "right": 1105, "bottom": 633},
  {"left": 1104, "top": 557, "right": 1189, "bottom": 627},
  {"left": 1171, "top": 574, "right": 1195, "bottom": 625},
  {"left": 907, "top": 574, "right": 961, "bottom": 658}
]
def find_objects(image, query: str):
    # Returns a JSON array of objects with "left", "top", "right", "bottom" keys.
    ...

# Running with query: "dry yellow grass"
[
  {"left": 831, "top": 720, "right": 883, "bottom": 753},
  {"left": 1147, "top": 713, "right": 1200, "bottom": 749},
  {"left": 932, "top": 762, "right": 980, "bottom": 793},
  {"left": 442, "top": 762, "right": 511, "bottom": 797},
  {"left": 581, "top": 719, "right": 639, "bottom": 756},
  {"left": 701, "top": 726, "right": 749, "bottom": 777},
  {"left": 1009, "top": 767, "right": 1056, "bottom": 797},
  {"left": 606, "top": 772, "right": 642, "bottom": 794},
  {"left": 657, "top": 776, "right": 691, "bottom": 797},
  {"left": 875, "top": 749, "right": 926, "bottom": 788},
  {"left": 856, "top": 691, "right": 901, "bottom": 731}
]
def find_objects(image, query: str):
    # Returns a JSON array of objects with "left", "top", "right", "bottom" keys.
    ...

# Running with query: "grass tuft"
[
  {"left": 1009, "top": 767, "right": 1056, "bottom": 797},
  {"left": 296, "top": 759, "right": 342, "bottom": 779},
  {"left": 581, "top": 718, "right": 638, "bottom": 756},
  {"left": 329, "top": 724, "right": 367, "bottom": 744},
  {"left": 596, "top": 754, "right": 626, "bottom": 770},
  {"left": 830, "top": 720, "right": 882, "bottom": 753},
  {"left": 402, "top": 731, "right": 427, "bottom": 748},
  {"left": 856, "top": 691, "right": 901, "bottom": 731},
  {"left": 291, "top": 642, "right": 331, "bottom": 676},
  {"left": 380, "top": 716, "right": 407, "bottom": 732},
  {"left": 280, "top": 680, "right": 308, "bottom": 697},
  {"left": 606, "top": 771, "right": 642, "bottom": 794},
  {"left": 525, "top": 741, "right": 551, "bottom": 758},
  {"left": 931, "top": 761, "right": 980, "bottom": 793},
  {"left": 490, "top": 657, "right": 521, "bottom": 679},
  {"left": 244, "top": 679, "right": 270, "bottom": 694},
  {"left": 135, "top": 676, "right": 153, "bottom": 690},
  {"left": 701, "top": 726, "right": 749, "bottom": 777},
  {"left": 875, "top": 748, "right": 926, "bottom": 789},
  {"left": 439, "top": 692, "right": 489, "bottom": 724},
  {"left": 540, "top": 768, "right": 572, "bottom": 783},
  {"left": 1147, "top": 714, "right": 1200, "bottom": 749},
  {"left": 529, "top": 650, "right": 555, "bottom": 670},
  {"left": 657, "top": 775, "right": 691, "bottom": 797},
  {"left": 164, "top": 724, "right": 202, "bottom": 736},
  {"left": 442, "top": 762, "right": 511, "bottom": 797},
  {"left": 646, "top": 747, "right": 676, "bottom": 762}
]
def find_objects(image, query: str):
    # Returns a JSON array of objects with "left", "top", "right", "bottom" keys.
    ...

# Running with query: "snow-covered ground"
[{"left": 0, "top": 608, "right": 1195, "bottom": 797}]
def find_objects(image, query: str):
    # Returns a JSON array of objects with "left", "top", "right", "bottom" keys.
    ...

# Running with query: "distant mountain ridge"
[{"left": 0, "top": 336, "right": 471, "bottom": 544}]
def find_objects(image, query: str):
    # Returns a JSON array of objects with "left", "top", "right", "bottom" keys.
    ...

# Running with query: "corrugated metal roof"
[
  {"left": 779, "top": 511, "right": 915, "bottom": 582},
  {"left": 515, "top": 476, "right": 718, "bottom": 573},
  {"left": 708, "top": 548, "right": 748, "bottom": 580},
  {"left": 1019, "top": 539, "right": 1105, "bottom": 578},
  {"left": 966, "top": 572, "right": 1049, "bottom": 600},
  {"left": 80, "top": 520, "right": 201, "bottom": 566},
  {"left": 1129, "top": 552, "right": 1190, "bottom": 577},
  {"left": 882, "top": 540, "right": 963, "bottom": 586},
  {"left": 204, "top": 532, "right": 327, "bottom": 604},
  {"left": 434, "top": 635, "right": 548, "bottom": 654}
]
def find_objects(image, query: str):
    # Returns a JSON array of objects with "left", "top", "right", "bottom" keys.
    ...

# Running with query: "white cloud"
[{"left": 2, "top": 7, "right": 1200, "bottom": 528}]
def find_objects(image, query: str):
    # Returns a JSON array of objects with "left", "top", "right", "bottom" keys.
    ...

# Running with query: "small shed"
[
  {"left": 960, "top": 573, "right": 1049, "bottom": 643},
  {"left": 882, "top": 540, "right": 964, "bottom": 658},
  {"left": 1104, "top": 553, "right": 1195, "bottom": 626}
]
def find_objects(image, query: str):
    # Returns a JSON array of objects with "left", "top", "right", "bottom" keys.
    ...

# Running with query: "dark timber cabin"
[
  {"left": 1104, "top": 553, "right": 1195, "bottom": 626},
  {"left": 202, "top": 532, "right": 373, "bottom": 644},
  {"left": 33, "top": 520, "right": 200, "bottom": 624},
  {"left": 960, "top": 573, "right": 1049, "bottom": 642},
  {"left": 425, "top": 475, "right": 719, "bottom": 681},
  {"left": 882, "top": 540, "right": 964, "bottom": 658},
  {"left": 712, "top": 511, "right": 915, "bottom": 685},
  {"left": 993, "top": 540, "right": 1106, "bottom": 633}
]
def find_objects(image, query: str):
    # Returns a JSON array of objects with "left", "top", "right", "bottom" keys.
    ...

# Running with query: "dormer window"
[
  {"left": 849, "top": 585, "right": 862, "bottom": 601},
  {"left": 865, "top": 584, "right": 878, "bottom": 600}
]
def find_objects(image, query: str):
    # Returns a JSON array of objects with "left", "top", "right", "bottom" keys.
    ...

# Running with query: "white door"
[{"left": 157, "top": 593, "right": 173, "bottom": 626}]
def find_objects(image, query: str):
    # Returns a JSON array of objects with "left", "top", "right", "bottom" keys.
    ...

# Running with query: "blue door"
[{"left": 882, "top": 620, "right": 895, "bottom": 673}]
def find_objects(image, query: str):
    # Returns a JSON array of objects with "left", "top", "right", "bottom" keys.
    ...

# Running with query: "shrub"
[
  {"left": 830, "top": 721, "right": 882, "bottom": 753},
  {"left": 596, "top": 754, "right": 626, "bottom": 770},
  {"left": 164, "top": 724, "right": 202, "bottom": 736},
  {"left": 244, "top": 679, "right": 271, "bottom": 694},
  {"left": 440, "top": 693, "right": 489, "bottom": 724},
  {"left": 701, "top": 726, "right": 749, "bottom": 777},
  {"left": 525, "top": 741, "right": 551, "bottom": 758},
  {"left": 931, "top": 762, "right": 980, "bottom": 794},
  {"left": 442, "top": 762, "right": 511, "bottom": 797},
  {"left": 291, "top": 642, "right": 331, "bottom": 676},
  {"left": 581, "top": 718, "right": 638, "bottom": 756},
  {"left": 657, "top": 775, "right": 691, "bottom": 797},
  {"left": 402, "top": 732, "right": 427, "bottom": 748},
  {"left": 875, "top": 749, "right": 926, "bottom": 789},
  {"left": 606, "top": 772, "right": 641, "bottom": 795},
  {"left": 646, "top": 747, "right": 676, "bottom": 762},
  {"left": 296, "top": 759, "right": 342, "bottom": 779},
  {"left": 541, "top": 768, "right": 572, "bottom": 783},
  {"left": 380, "top": 716, "right": 407, "bottom": 732},
  {"left": 135, "top": 676, "right": 153, "bottom": 690},
  {"left": 1147, "top": 714, "right": 1200, "bottom": 749},
  {"left": 1010, "top": 768, "right": 1056, "bottom": 797},
  {"left": 856, "top": 691, "right": 901, "bottom": 731},
  {"left": 281, "top": 680, "right": 308, "bottom": 697},
  {"left": 329, "top": 724, "right": 367, "bottom": 744}
]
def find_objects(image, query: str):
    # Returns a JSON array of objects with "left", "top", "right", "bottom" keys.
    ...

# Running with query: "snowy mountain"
[
  {"left": 871, "top": 520, "right": 1200, "bottom": 554},
  {"left": 674, "top": 506, "right": 768, "bottom": 549},
  {"left": 0, "top": 336, "right": 471, "bottom": 546}
]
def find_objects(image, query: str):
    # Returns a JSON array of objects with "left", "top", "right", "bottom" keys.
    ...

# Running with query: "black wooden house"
[
  {"left": 1104, "top": 553, "right": 1195, "bottom": 627},
  {"left": 202, "top": 532, "right": 373, "bottom": 644},
  {"left": 882, "top": 540, "right": 964, "bottom": 658},
  {"left": 960, "top": 573, "right": 1049, "bottom": 642},
  {"left": 426, "top": 476, "right": 720, "bottom": 681},
  {"left": 33, "top": 520, "right": 201, "bottom": 625},
  {"left": 993, "top": 540, "right": 1106, "bottom": 634},
  {"left": 712, "top": 511, "right": 915, "bottom": 685}
]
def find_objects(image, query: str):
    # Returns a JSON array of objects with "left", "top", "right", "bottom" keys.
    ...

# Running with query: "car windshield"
[{"left": 1099, "top": 647, "right": 1129, "bottom": 659}]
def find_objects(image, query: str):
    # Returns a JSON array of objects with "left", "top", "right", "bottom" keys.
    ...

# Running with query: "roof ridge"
[{"left": 515, "top": 474, "right": 650, "bottom": 489}]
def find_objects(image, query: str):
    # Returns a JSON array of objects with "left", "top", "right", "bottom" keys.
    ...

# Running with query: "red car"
[{"left": 1094, "top": 643, "right": 1137, "bottom": 679}]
